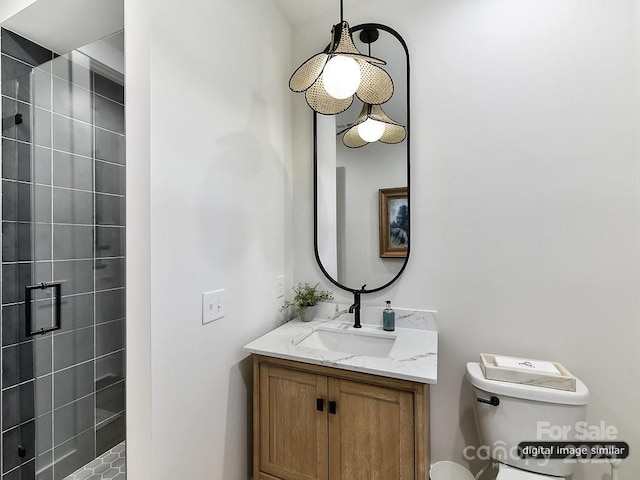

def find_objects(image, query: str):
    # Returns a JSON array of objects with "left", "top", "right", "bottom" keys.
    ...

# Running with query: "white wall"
[
  {"left": 317, "top": 114, "right": 338, "bottom": 279},
  {"left": 125, "top": 0, "right": 152, "bottom": 477},
  {"left": 292, "top": 1, "right": 640, "bottom": 479},
  {"left": 127, "top": 0, "right": 292, "bottom": 478}
]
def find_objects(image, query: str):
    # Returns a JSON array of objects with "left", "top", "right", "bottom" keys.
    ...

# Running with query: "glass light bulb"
[
  {"left": 357, "top": 118, "right": 386, "bottom": 143},
  {"left": 322, "top": 55, "right": 361, "bottom": 100}
]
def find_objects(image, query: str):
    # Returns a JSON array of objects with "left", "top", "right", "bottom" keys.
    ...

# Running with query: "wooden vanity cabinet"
[{"left": 253, "top": 355, "right": 430, "bottom": 480}]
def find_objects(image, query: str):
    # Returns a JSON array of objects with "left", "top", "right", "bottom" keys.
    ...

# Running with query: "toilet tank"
[{"left": 466, "top": 362, "right": 589, "bottom": 477}]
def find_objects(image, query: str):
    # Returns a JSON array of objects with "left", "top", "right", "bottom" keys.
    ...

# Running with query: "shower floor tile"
[{"left": 63, "top": 441, "right": 125, "bottom": 480}]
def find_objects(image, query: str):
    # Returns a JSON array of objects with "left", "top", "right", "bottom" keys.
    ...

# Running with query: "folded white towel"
[{"left": 494, "top": 355, "right": 561, "bottom": 375}]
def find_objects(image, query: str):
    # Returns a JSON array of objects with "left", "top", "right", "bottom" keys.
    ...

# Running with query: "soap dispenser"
[{"left": 383, "top": 301, "right": 395, "bottom": 331}]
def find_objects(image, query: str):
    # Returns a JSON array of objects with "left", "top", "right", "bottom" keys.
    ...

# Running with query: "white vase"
[{"left": 301, "top": 305, "right": 318, "bottom": 322}]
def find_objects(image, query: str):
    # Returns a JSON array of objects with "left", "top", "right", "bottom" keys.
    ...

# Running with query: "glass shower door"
[{"left": 1, "top": 29, "right": 125, "bottom": 480}]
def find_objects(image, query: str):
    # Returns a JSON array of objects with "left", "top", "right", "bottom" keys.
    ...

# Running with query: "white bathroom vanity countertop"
[{"left": 244, "top": 317, "right": 438, "bottom": 384}]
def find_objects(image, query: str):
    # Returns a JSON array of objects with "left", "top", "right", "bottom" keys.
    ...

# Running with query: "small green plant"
[{"left": 280, "top": 282, "right": 333, "bottom": 320}]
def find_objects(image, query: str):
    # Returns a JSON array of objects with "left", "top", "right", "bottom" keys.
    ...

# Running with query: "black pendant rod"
[{"left": 340, "top": 0, "right": 344, "bottom": 23}]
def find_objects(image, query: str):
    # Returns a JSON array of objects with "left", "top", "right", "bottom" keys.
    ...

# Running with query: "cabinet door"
[
  {"left": 259, "top": 364, "right": 328, "bottom": 480},
  {"left": 328, "top": 378, "right": 415, "bottom": 480}
]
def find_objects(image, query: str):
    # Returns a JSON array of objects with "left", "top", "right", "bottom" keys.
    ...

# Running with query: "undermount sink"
[{"left": 295, "top": 327, "right": 396, "bottom": 358}]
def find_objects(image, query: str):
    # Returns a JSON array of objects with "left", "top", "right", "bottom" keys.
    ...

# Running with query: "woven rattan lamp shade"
[
  {"left": 341, "top": 103, "right": 407, "bottom": 148},
  {"left": 290, "top": 22, "right": 394, "bottom": 115}
]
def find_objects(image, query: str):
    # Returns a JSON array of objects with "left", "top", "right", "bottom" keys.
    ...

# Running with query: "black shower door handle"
[{"left": 25, "top": 282, "right": 62, "bottom": 336}]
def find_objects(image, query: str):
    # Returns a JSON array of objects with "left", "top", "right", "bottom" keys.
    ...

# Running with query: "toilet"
[{"left": 466, "top": 362, "right": 589, "bottom": 479}]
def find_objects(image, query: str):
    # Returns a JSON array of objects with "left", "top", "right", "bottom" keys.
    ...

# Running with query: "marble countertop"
[{"left": 244, "top": 306, "right": 438, "bottom": 384}]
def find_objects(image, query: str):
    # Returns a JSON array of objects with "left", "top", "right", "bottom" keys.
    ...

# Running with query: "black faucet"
[{"left": 348, "top": 285, "right": 366, "bottom": 328}]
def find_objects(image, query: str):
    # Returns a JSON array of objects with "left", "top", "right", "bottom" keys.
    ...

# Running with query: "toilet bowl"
[{"left": 466, "top": 361, "right": 589, "bottom": 479}]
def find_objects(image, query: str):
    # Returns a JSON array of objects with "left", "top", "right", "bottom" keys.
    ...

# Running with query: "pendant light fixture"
[
  {"left": 289, "top": 0, "right": 394, "bottom": 115},
  {"left": 340, "top": 103, "right": 406, "bottom": 148}
]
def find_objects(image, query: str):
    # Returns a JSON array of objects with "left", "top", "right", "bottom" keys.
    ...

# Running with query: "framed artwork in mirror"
[{"left": 379, "top": 187, "right": 408, "bottom": 258}]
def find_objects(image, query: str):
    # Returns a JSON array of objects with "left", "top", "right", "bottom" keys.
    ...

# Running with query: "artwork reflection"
[{"left": 379, "top": 187, "right": 408, "bottom": 258}]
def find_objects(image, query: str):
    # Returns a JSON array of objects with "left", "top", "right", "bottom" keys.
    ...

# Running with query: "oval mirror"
[{"left": 314, "top": 23, "right": 410, "bottom": 294}]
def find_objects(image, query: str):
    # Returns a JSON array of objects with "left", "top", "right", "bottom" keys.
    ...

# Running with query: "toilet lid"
[
  {"left": 466, "top": 362, "right": 589, "bottom": 405},
  {"left": 497, "top": 465, "right": 562, "bottom": 480}
]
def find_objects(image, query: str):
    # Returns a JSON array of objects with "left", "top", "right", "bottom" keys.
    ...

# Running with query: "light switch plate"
[
  {"left": 202, "top": 289, "right": 225, "bottom": 324},
  {"left": 276, "top": 275, "right": 285, "bottom": 298}
]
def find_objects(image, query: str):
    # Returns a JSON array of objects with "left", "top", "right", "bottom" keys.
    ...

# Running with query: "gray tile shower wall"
[{"left": 1, "top": 29, "right": 126, "bottom": 480}]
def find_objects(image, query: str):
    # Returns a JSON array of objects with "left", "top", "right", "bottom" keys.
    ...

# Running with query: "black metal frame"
[
  {"left": 313, "top": 23, "right": 411, "bottom": 296},
  {"left": 25, "top": 282, "right": 62, "bottom": 336}
]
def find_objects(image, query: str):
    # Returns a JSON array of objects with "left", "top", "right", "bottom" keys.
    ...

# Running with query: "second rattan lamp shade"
[{"left": 341, "top": 103, "right": 407, "bottom": 148}]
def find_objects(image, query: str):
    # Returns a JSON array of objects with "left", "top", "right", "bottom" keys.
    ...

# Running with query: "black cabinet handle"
[
  {"left": 477, "top": 396, "right": 500, "bottom": 407},
  {"left": 329, "top": 401, "right": 337, "bottom": 415},
  {"left": 316, "top": 398, "right": 324, "bottom": 412},
  {"left": 17, "top": 446, "right": 26, "bottom": 458}
]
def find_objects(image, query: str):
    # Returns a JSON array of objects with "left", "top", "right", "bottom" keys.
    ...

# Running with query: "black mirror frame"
[{"left": 313, "top": 23, "right": 410, "bottom": 296}]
